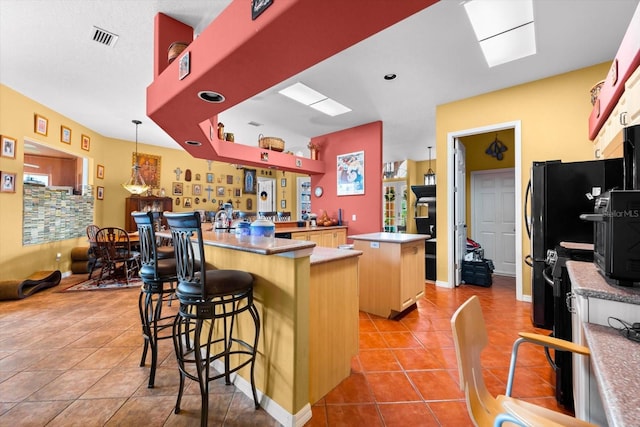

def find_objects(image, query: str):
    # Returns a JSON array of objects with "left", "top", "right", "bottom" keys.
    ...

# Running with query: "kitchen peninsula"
[{"left": 157, "top": 229, "right": 361, "bottom": 426}]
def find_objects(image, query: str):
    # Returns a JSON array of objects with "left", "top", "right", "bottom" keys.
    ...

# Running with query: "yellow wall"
[
  {"left": 0, "top": 84, "right": 299, "bottom": 280},
  {"left": 435, "top": 62, "right": 608, "bottom": 295}
]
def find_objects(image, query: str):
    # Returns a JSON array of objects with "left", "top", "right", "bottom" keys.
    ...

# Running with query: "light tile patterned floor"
[{"left": 0, "top": 274, "right": 567, "bottom": 426}]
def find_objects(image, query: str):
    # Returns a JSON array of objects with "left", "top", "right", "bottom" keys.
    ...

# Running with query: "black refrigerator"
[{"left": 525, "top": 158, "right": 623, "bottom": 329}]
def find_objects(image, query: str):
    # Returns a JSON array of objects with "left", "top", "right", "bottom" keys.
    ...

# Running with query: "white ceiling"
[{"left": 1, "top": 0, "right": 638, "bottom": 162}]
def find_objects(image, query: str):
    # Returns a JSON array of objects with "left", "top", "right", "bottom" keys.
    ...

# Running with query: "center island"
[{"left": 157, "top": 229, "right": 362, "bottom": 426}]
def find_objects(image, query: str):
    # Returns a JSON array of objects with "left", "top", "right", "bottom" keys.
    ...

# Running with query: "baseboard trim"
[{"left": 212, "top": 360, "right": 312, "bottom": 427}]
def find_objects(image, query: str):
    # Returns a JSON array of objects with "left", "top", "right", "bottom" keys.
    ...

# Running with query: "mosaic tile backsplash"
[{"left": 23, "top": 184, "right": 94, "bottom": 245}]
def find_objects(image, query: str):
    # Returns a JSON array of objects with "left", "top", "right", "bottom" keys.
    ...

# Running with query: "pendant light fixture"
[
  {"left": 122, "top": 119, "right": 149, "bottom": 195},
  {"left": 424, "top": 146, "right": 436, "bottom": 185}
]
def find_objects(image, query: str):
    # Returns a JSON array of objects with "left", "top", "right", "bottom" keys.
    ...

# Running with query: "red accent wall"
[{"left": 309, "top": 122, "right": 382, "bottom": 239}]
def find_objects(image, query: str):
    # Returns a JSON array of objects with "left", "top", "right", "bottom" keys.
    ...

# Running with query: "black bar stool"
[
  {"left": 164, "top": 211, "right": 260, "bottom": 427},
  {"left": 132, "top": 211, "right": 178, "bottom": 388}
]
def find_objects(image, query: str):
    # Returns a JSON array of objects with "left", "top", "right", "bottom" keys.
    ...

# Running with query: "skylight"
[
  {"left": 279, "top": 82, "right": 352, "bottom": 117},
  {"left": 464, "top": 0, "right": 536, "bottom": 67}
]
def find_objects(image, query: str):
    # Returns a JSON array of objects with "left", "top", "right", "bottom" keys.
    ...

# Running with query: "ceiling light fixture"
[
  {"left": 424, "top": 146, "right": 435, "bottom": 185},
  {"left": 122, "top": 119, "right": 149, "bottom": 195},
  {"left": 279, "top": 82, "right": 351, "bottom": 117},
  {"left": 185, "top": 140, "right": 202, "bottom": 146},
  {"left": 384, "top": 73, "right": 397, "bottom": 80},
  {"left": 464, "top": 0, "right": 536, "bottom": 67}
]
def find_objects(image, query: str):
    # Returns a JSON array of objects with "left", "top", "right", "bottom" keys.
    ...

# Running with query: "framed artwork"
[
  {"left": 192, "top": 184, "right": 202, "bottom": 196},
  {"left": 134, "top": 152, "right": 161, "bottom": 188},
  {"left": 243, "top": 168, "right": 256, "bottom": 194},
  {"left": 281, "top": 178, "right": 287, "bottom": 187},
  {"left": 179, "top": 51, "right": 190, "bottom": 80},
  {"left": 216, "top": 186, "right": 225, "bottom": 197},
  {"left": 172, "top": 182, "right": 183, "bottom": 196},
  {"left": 96, "top": 164, "right": 105, "bottom": 179},
  {"left": 1, "top": 135, "right": 16, "bottom": 159},
  {"left": 337, "top": 150, "right": 365, "bottom": 196},
  {"left": 1, "top": 171, "right": 16, "bottom": 193},
  {"left": 226, "top": 175, "right": 234, "bottom": 185},
  {"left": 206, "top": 173, "right": 214, "bottom": 183},
  {"left": 34, "top": 114, "right": 48, "bottom": 136},
  {"left": 96, "top": 186, "right": 104, "bottom": 200},
  {"left": 60, "top": 126, "right": 71, "bottom": 144},
  {"left": 252, "top": 0, "right": 273, "bottom": 20},
  {"left": 234, "top": 188, "right": 241, "bottom": 197},
  {"left": 281, "top": 199, "right": 286, "bottom": 209},
  {"left": 81, "top": 134, "right": 91, "bottom": 151},
  {"left": 183, "top": 197, "right": 192, "bottom": 208}
]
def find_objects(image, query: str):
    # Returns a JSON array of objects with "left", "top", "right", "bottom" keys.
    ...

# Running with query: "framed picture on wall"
[
  {"left": 96, "top": 164, "right": 105, "bottom": 179},
  {"left": 192, "top": 184, "right": 202, "bottom": 196},
  {"left": 135, "top": 152, "right": 161, "bottom": 188},
  {"left": 1, "top": 171, "right": 17, "bottom": 193},
  {"left": 172, "top": 182, "right": 183, "bottom": 196},
  {"left": 81, "top": 134, "right": 91, "bottom": 151},
  {"left": 96, "top": 186, "right": 104, "bottom": 200},
  {"left": 1, "top": 135, "right": 16, "bottom": 159},
  {"left": 243, "top": 168, "right": 256, "bottom": 194},
  {"left": 34, "top": 114, "right": 48, "bottom": 136},
  {"left": 60, "top": 126, "right": 72, "bottom": 144},
  {"left": 337, "top": 150, "right": 365, "bottom": 196}
]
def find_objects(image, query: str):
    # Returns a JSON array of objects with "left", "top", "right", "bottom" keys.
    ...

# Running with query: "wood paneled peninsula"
[
  {"left": 156, "top": 230, "right": 361, "bottom": 427},
  {"left": 349, "top": 232, "right": 429, "bottom": 319}
]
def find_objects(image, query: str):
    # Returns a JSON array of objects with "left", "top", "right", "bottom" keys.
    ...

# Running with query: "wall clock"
[{"left": 314, "top": 186, "right": 323, "bottom": 198}]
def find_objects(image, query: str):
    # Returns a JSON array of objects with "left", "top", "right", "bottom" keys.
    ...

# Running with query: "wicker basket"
[{"left": 258, "top": 135, "right": 285, "bottom": 152}]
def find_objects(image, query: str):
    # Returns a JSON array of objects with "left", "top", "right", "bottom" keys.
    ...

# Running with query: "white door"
[
  {"left": 257, "top": 177, "right": 276, "bottom": 214},
  {"left": 471, "top": 169, "right": 516, "bottom": 276},
  {"left": 454, "top": 139, "right": 466, "bottom": 286}
]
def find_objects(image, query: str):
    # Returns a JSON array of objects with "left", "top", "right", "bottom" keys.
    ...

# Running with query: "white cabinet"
[
  {"left": 297, "top": 177, "right": 311, "bottom": 221},
  {"left": 594, "top": 66, "right": 640, "bottom": 159}
]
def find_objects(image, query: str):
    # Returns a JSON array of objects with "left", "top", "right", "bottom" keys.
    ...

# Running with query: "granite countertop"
[
  {"left": 582, "top": 322, "right": 640, "bottom": 427},
  {"left": 310, "top": 246, "right": 362, "bottom": 266},
  {"left": 157, "top": 230, "right": 316, "bottom": 256},
  {"left": 348, "top": 232, "right": 430, "bottom": 243},
  {"left": 275, "top": 225, "right": 347, "bottom": 234},
  {"left": 566, "top": 261, "right": 640, "bottom": 304}
]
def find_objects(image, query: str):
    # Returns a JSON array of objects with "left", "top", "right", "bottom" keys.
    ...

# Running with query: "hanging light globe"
[{"left": 122, "top": 119, "right": 150, "bottom": 195}]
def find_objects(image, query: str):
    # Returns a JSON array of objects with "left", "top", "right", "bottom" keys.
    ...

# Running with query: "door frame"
[
  {"left": 447, "top": 120, "right": 525, "bottom": 301},
  {"left": 470, "top": 168, "right": 516, "bottom": 277}
]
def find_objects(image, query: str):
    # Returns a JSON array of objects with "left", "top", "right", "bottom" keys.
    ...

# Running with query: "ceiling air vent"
[
  {"left": 91, "top": 26, "right": 119, "bottom": 47},
  {"left": 248, "top": 121, "right": 263, "bottom": 127}
]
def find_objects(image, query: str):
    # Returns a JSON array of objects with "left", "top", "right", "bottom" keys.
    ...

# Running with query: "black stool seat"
[
  {"left": 165, "top": 211, "right": 260, "bottom": 427},
  {"left": 139, "top": 257, "right": 178, "bottom": 280},
  {"left": 156, "top": 245, "right": 175, "bottom": 260},
  {"left": 176, "top": 269, "right": 253, "bottom": 302}
]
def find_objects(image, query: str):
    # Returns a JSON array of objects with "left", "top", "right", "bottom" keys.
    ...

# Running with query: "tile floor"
[{"left": 0, "top": 274, "right": 569, "bottom": 426}]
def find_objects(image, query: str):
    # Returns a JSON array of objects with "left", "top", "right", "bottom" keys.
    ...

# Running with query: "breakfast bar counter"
[
  {"left": 566, "top": 261, "right": 640, "bottom": 426},
  {"left": 157, "top": 230, "right": 361, "bottom": 426}
]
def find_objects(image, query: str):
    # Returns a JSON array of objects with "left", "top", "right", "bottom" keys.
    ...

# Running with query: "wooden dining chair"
[
  {"left": 86, "top": 224, "right": 101, "bottom": 279},
  {"left": 95, "top": 227, "right": 140, "bottom": 285},
  {"left": 450, "top": 296, "right": 595, "bottom": 427}
]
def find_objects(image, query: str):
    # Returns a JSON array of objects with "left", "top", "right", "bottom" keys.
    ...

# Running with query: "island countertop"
[
  {"left": 348, "top": 232, "right": 430, "bottom": 243},
  {"left": 157, "top": 229, "right": 316, "bottom": 256}
]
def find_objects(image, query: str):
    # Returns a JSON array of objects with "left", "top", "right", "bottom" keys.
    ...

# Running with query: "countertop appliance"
[
  {"left": 582, "top": 124, "right": 640, "bottom": 286},
  {"left": 525, "top": 158, "right": 623, "bottom": 329}
]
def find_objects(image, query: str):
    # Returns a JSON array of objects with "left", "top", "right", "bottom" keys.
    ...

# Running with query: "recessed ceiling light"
[
  {"left": 185, "top": 140, "right": 202, "bottom": 146},
  {"left": 198, "top": 91, "right": 225, "bottom": 103},
  {"left": 384, "top": 73, "right": 397, "bottom": 80}
]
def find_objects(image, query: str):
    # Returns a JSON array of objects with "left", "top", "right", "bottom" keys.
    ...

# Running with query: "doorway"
[{"left": 447, "top": 121, "right": 524, "bottom": 301}]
